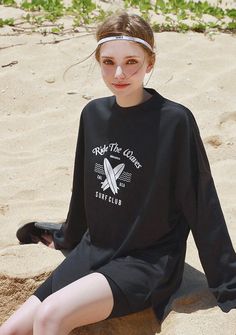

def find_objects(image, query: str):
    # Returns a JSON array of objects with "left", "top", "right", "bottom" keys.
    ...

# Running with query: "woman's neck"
[{"left": 116, "top": 88, "right": 152, "bottom": 108}]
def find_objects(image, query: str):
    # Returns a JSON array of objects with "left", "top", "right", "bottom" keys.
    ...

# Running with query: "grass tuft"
[{"left": 0, "top": 0, "right": 235, "bottom": 34}]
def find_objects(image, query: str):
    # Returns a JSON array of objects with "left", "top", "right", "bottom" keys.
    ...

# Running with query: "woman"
[{"left": 1, "top": 12, "right": 236, "bottom": 335}]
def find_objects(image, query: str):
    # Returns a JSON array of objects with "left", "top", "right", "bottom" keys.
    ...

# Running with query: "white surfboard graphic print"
[
  {"left": 101, "top": 162, "right": 125, "bottom": 193},
  {"left": 102, "top": 158, "right": 125, "bottom": 195}
]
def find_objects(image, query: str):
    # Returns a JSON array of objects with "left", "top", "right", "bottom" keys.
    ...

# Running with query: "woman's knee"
[
  {"left": 33, "top": 296, "right": 64, "bottom": 331},
  {"left": 0, "top": 324, "right": 18, "bottom": 335}
]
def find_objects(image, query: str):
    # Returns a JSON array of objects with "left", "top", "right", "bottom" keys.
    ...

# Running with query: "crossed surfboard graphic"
[{"left": 101, "top": 158, "right": 125, "bottom": 195}]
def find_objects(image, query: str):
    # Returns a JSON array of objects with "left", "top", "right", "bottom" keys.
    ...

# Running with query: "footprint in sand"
[
  {"left": 219, "top": 111, "right": 236, "bottom": 128},
  {"left": 205, "top": 135, "right": 222, "bottom": 148},
  {"left": 0, "top": 204, "right": 9, "bottom": 215},
  {"left": 205, "top": 112, "right": 236, "bottom": 148}
]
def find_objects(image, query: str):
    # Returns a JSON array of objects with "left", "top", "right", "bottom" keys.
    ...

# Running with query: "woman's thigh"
[{"left": 34, "top": 272, "right": 114, "bottom": 333}]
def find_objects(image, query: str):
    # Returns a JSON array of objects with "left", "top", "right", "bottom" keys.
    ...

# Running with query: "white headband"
[{"left": 97, "top": 35, "right": 153, "bottom": 52}]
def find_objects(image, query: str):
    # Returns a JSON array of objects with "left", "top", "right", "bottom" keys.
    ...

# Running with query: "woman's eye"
[
  {"left": 103, "top": 59, "right": 113, "bottom": 65},
  {"left": 127, "top": 59, "right": 138, "bottom": 65}
]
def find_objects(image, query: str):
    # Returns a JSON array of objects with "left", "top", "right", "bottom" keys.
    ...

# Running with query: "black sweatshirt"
[{"left": 53, "top": 88, "right": 236, "bottom": 320}]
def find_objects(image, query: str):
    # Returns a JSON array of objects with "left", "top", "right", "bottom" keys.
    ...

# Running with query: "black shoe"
[{"left": 16, "top": 221, "right": 63, "bottom": 244}]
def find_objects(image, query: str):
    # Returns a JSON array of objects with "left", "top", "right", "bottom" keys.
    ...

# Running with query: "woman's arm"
[
  {"left": 176, "top": 110, "right": 236, "bottom": 312},
  {"left": 53, "top": 112, "right": 87, "bottom": 250}
]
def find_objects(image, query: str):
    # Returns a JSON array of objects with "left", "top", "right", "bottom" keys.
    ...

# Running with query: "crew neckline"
[{"left": 112, "top": 88, "right": 163, "bottom": 114}]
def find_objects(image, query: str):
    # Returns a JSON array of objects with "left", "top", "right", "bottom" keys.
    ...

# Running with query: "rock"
[
  {"left": 70, "top": 309, "right": 160, "bottom": 335},
  {"left": 0, "top": 272, "right": 160, "bottom": 334},
  {"left": 0, "top": 244, "right": 65, "bottom": 324},
  {"left": 45, "top": 77, "right": 56, "bottom": 84},
  {"left": 0, "top": 272, "right": 50, "bottom": 324},
  {"left": 1, "top": 246, "right": 235, "bottom": 334},
  {"left": 0, "top": 245, "right": 160, "bottom": 334}
]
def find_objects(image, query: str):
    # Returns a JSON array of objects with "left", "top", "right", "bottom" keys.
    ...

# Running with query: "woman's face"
[{"left": 99, "top": 40, "right": 153, "bottom": 103}]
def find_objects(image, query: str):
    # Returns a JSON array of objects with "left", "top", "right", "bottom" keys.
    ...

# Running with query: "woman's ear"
[
  {"left": 146, "top": 54, "right": 155, "bottom": 73},
  {"left": 146, "top": 63, "right": 154, "bottom": 73}
]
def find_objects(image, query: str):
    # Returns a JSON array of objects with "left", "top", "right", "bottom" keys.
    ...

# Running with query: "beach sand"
[{"left": 0, "top": 6, "right": 236, "bottom": 334}]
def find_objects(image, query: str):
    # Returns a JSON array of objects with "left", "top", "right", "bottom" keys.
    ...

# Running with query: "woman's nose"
[{"left": 114, "top": 65, "right": 125, "bottom": 79}]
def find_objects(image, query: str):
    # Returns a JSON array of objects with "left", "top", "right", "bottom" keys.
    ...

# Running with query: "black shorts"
[
  {"left": 33, "top": 237, "right": 153, "bottom": 319},
  {"left": 34, "top": 272, "right": 132, "bottom": 319}
]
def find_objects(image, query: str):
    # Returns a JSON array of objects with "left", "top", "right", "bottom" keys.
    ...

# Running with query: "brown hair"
[{"left": 95, "top": 12, "right": 156, "bottom": 63}]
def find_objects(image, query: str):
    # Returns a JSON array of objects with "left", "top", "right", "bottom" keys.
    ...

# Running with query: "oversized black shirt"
[{"left": 53, "top": 88, "right": 236, "bottom": 320}]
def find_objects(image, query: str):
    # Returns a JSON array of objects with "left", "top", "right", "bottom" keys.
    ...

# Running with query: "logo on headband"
[{"left": 115, "top": 36, "right": 125, "bottom": 40}]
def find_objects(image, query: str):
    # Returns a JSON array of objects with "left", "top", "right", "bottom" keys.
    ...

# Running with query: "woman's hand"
[
  {"left": 31, "top": 232, "right": 55, "bottom": 249},
  {"left": 40, "top": 233, "right": 55, "bottom": 248}
]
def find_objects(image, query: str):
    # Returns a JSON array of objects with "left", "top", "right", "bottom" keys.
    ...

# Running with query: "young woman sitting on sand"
[{"left": 1, "top": 12, "right": 236, "bottom": 335}]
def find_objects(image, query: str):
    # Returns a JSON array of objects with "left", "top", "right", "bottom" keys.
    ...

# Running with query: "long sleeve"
[
  {"left": 176, "top": 109, "right": 236, "bottom": 312},
  {"left": 53, "top": 112, "right": 87, "bottom": 250}
]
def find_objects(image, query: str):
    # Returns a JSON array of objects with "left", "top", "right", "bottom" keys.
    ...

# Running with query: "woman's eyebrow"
[{"left": 100, "top": 55, "right": 141, "bottom": 59}]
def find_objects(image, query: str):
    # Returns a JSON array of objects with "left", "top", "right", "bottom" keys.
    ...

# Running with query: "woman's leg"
[
  {"left": 33, "top": 272, "right": 114, "bottom": 335},
  {"left": 0, "top": 295, "right": 41, "bottom": 335},
  {"left": 0, "top": 272, "right": 114, "bottom": 335}
]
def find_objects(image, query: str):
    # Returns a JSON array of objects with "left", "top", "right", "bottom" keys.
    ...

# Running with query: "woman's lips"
[{"left": 112, "top": 83, "right": 130, "bottom": 89}]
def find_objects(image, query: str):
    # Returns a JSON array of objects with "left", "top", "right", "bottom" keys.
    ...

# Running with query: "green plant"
[
  {"left": 226, "top": 9, "right": 236, "bottom": 19},
  {"left": 0, "top": 0, "right": 16, "bottom": 6},
  {"left": 94, "top": 7, "right": 113, "bottom": 23},
  {"left": 0, "top": 17, "right": 15, "bottom": 27},
  {"left": 191, "top": 22, "right": 206, "bottom": 32},
  {"left": 71, "top": 0, "right": 96, "bottom": 13},
  {"left": 20, "top": 0, "right": 64, "bottom": 12},
  {"left": 51, "top": 25, "right": 63, "bottom": 33},
  {"left": 67, "top": 0, "right": 96, "bottom": 25},
  {"left": 227, "top": 21, "right": 236, "bottom": 32},
  {"left": 0, "top": 0, "right": 235, "bottom": 34}
]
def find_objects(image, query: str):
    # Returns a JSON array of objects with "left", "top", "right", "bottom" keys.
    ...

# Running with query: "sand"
[{"left": 0, "top": 4, "right": 236, "bottom": 334}]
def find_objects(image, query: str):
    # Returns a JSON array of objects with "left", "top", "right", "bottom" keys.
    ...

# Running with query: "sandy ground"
[{"left": 0, "top": 3, "right": 236, "bottom": 334}]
